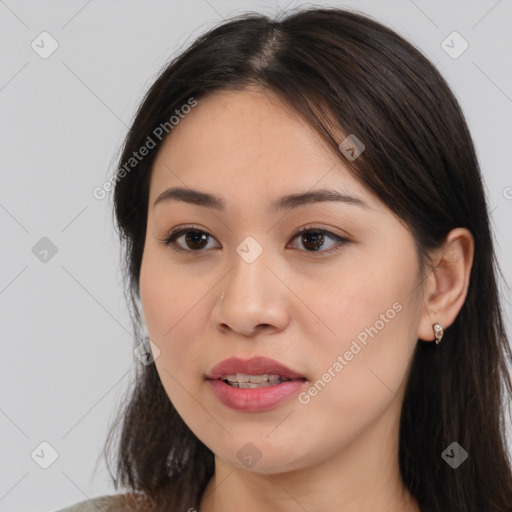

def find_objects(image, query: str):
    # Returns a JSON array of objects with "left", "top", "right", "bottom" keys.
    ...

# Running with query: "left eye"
[
  {"left": 288, "top": 227, "right": 348, "bottom": 253},
  {"left": 161, "top": 227, "right": 348, "bottom": 254}
]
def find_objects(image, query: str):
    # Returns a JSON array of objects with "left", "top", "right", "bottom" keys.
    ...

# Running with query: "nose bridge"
[
  {"left": 213, "top": 236, "right": 289, "bottom": 335},
  {"left": 227, "top": 237, "right": 270, "bottom": 299}
]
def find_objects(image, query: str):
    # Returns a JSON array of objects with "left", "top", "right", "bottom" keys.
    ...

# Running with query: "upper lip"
[{"left": 206, "top": 356, "right": 306, "bottom": 380}]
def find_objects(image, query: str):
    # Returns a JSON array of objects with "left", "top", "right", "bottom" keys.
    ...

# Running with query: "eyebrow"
[{"left": 153, "top": 187, "right": 368, "bottom": 212}]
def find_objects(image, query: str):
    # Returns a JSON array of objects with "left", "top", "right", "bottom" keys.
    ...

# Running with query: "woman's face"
[{"left": 139, "top": 87, "right": 425, "bottom": 474}]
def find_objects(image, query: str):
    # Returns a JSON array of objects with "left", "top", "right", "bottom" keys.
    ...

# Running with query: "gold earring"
[{"left": 432, "top": 322, "right": 444, "bottom": 345}]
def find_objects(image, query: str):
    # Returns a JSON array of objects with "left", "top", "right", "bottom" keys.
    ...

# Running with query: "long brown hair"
[{"left": 101, "top": 7, "right": 512, "bottom": 511}]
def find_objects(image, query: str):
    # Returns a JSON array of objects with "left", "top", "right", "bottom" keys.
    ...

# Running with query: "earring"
[{"left": 432, "top": 322, "right": 444, "bottom": 345}]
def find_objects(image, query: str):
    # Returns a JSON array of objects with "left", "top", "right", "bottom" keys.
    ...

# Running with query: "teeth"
[{"left": 222, "top": 373, "right": 292, "bottom": 387}]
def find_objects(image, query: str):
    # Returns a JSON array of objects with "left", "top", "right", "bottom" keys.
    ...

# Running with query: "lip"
[
  {"left": 206, "top": 356, "right": 306, "bottom": 380},
  {"left": 208, "top": 379, "right": 307, "bottom": 412},
  {"left": 206, "top": 356, "right": 307, "bottom": 412}
]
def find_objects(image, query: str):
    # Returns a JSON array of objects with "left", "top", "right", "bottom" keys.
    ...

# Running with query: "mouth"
[{"left": 205, "top": 356, "right": 307, "bottom": 412}]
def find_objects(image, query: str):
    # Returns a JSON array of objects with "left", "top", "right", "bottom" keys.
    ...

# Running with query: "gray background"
[{"left": 0, "top": 0, "right": 511, "bottom": 510}]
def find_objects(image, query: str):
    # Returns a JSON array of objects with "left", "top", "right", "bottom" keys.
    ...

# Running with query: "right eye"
[{"left": 161, "top": 227, "right": 221, "bottom": 253}]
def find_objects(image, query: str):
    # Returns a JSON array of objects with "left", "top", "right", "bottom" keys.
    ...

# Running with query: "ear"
[{"left": 417, "top": 227, "right": 474, "bottom": 342}]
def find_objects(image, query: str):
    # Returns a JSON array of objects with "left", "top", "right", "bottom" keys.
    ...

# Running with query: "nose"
[{"left": 211, "top": 248, "right": 290, "bottom": 337}]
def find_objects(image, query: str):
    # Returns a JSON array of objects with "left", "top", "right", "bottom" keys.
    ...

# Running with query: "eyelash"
[{"left": 159, "top": 225, "right": 349, "bottom": 255}]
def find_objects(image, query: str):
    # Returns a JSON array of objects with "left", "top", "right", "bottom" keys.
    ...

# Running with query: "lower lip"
[{"left": 208, "top": 379, "right": 307, "bottom": 412}]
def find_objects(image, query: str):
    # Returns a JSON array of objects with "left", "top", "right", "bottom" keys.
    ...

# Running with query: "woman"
[{"left": 57, "top": 6, "right": 512, "bottom": 512}]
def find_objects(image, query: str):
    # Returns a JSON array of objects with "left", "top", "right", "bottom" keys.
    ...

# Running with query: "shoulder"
[{"left": 54, "top": 493, "right": 128, "bottom": 512}]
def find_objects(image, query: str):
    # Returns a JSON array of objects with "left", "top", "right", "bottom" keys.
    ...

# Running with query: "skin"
[{"left": 139, "top": 86, "right": 474, "bottom": 512}]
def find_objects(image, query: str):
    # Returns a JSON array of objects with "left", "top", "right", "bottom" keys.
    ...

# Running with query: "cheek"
[
  {"left": 140, "top": 247, "right": 196, "bottom": 339},
  {"left": 140, "top": 253, "right": 168, "bottom": 339},
  {"left": 313, "top": 251, "right": 415, "bottom": 350},
  {"left": 139, "top": 250, "right": 205, "bottom": 418},
  {"left": 139, "top": 246, "right": 209, "bottom": 378},
  {"left": 304, "top": 245, "right": 420, "bottom": 413},
  {"left": 293, "top": 304, "right": 417, "bottom": 459}
]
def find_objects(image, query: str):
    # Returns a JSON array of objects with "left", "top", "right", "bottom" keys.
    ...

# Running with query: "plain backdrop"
[{"left": 0, "top": 1, "right": 511, "bottom": 510}]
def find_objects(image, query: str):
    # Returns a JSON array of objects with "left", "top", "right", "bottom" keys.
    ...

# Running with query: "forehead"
[{"left": 149, "top": 87, "right": 371, "bottom": 207}]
